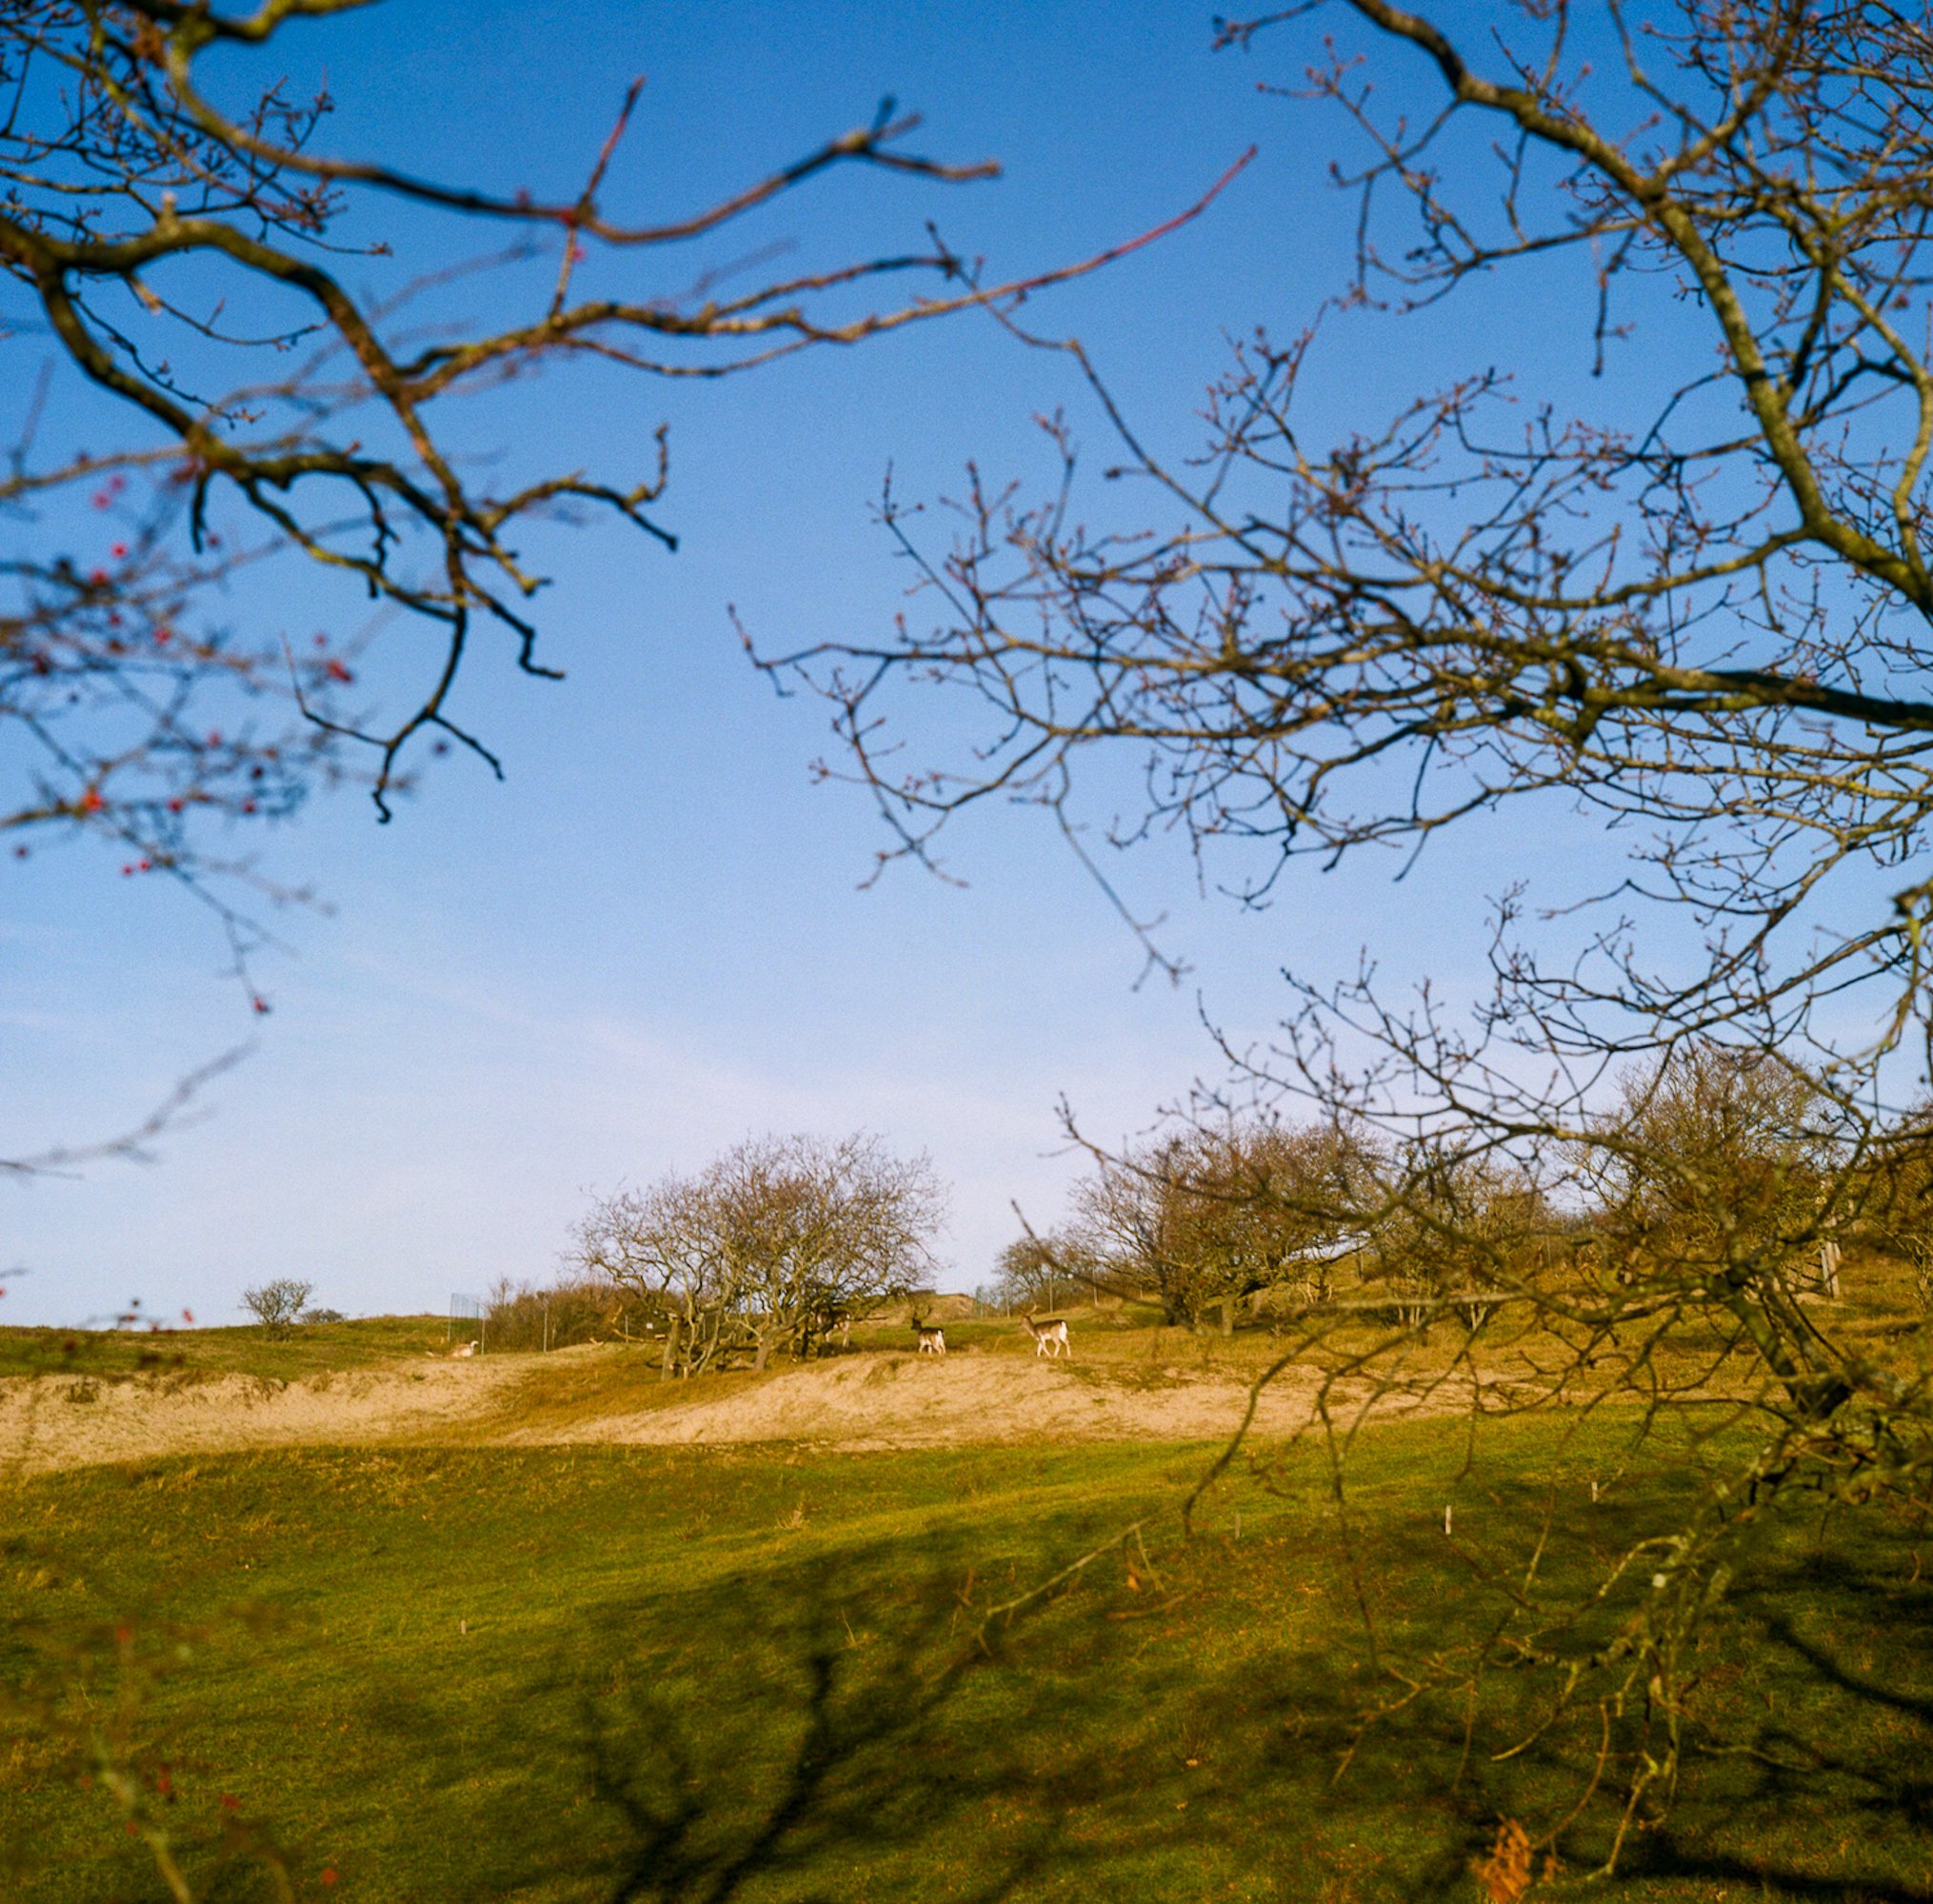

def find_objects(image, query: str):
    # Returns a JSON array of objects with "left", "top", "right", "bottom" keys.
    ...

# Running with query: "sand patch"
[
  {"left": 500, "top": 1351, "right": 1412, "bottom": 1453},
  {"left": 0, "top": 1357, "right": 526, "bottom": 1477},
  {"left": 2, "top": 1342, "right": 1431, "bottom": 1475}
]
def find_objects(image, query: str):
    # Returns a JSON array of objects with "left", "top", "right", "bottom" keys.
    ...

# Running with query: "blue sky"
[{"left": 2, "top": 2, "right": 1674, "bottom": 1326}]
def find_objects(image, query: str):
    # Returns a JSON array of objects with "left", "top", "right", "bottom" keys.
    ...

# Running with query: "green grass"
[
  {"left": 0, "top": 1315, "right": 450, "bottom": 1383},
  {"left": 6, "top": 1410, "right": 1931, "bottom": 1902}
]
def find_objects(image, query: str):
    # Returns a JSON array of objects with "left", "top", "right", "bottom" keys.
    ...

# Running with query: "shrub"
[
  {"left": 241, "top": 1279, "right": 313, "bottom": 1336},
  {"left": 484, "top": 1278, "right": 637, "bottom": 1353}
]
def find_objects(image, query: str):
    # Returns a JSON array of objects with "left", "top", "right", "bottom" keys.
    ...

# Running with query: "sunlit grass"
[
  {"left": 0, "top": 1315, "right": 451, "bottom": 1383},
  {"left": 5, "top": 1410, "right": 1930, "bottom": 1901}
]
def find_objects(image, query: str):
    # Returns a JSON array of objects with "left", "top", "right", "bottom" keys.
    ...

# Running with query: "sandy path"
[{"left": 1, "top": 1346, "right": 1418, "bottom": 1476}]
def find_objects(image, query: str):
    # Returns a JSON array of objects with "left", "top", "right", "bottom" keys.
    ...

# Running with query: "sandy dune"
[
  {"left": 0, "top": 1344, "right": 1406, "bottom": 1476},
  {"left": 0, "top": 1359, "right": 528, "bottom": 1477},
  {"left": 515, "top": 1351, "right": 1359, "bottom": 1452}
]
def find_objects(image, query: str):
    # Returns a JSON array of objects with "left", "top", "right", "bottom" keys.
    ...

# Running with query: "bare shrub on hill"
[
  {"left": 1850, "top": 1101, "right": 1933, "bottom": 1319},
  {"left": 240, "top": 1278, "right": 311, "bottom": 1337},
  {"left": 484, "top": 1278, "right": 635, "bottom": 1353},
  {"left": 568, "top": 1134, "right": 945, "bottom": 1377},
  {"left": 766, "top": 0, "right": 1933, "bottom": 1867},
  {"left": 992, "top": 1227, "right": 1101, "bottom": 1313},
  {"left": 1357, "top": 1139, "right": 1554, "bottom": 1332},
  {"left": 1070, "top": 1120, "right": 1373, "bottom": 1331}
]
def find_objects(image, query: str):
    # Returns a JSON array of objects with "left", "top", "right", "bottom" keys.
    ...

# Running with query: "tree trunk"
[{"left": 1219, "top": 1295, "right": 1235, "bottom": 1337}]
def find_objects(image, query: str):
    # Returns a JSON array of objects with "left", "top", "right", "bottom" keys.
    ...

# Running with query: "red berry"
[{"left": 110, "top": 543, "right": 128, "bottom": 558}]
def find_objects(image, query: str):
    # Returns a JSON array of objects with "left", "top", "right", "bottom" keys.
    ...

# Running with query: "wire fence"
[{"left": 448, "top": 1292, "right": 487, "bottom": 1351}]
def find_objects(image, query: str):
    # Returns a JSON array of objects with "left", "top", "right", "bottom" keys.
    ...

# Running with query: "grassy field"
[
  {"left": 6, "top": 1407, "right": 1931, "bottom": 1902},
  {"left": 0, "top": 1315, "right": 451, "bottom": 1383}
]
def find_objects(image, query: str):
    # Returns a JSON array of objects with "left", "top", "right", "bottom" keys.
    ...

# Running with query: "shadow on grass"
[
  {"left": 454, "top": 1508, "right": 1933, "bottom": 1903},
  {"left": 1236, "top": 1509, "right": 1933, "bottom": 1902},
  {"left": 581, "top": 1561, "right": 1060, "bottom": 1904},
  {"left": 1624, "top": 1555, "right": 1933, "bottom": 1901},
  {"left": 23, "top": 1444, "right": 1932, "bottom": 1903},
  {"left": 547, "top": 1533, "right": 1517, "bottom": 1903}
]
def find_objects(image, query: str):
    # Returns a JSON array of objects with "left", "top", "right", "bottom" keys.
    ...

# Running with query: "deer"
[
  {"left": 911, "top": 1319, "right": 947, "bottom": 1357},
  {"left": 813, "top": 1305, "right": 854, "bottom": 1351},
  {"left": 1025, "top": 1313, "right": 1070, "bottom": 1359}
]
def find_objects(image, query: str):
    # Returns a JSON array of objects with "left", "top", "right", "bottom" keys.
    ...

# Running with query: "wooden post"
[{"left": 1819, "top": 1238, "right": 1843, "bottom": 1299}]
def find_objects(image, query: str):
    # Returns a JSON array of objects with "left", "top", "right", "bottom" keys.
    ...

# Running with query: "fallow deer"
[
  {"left": 1025, "top": 1313, "right": 1070, "bottom": 1359},
  {"left": 911, "top": 1320, "right": 947, "bottom": 1357}
]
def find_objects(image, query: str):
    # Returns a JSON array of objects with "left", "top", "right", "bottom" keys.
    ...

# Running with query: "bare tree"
[
  {"left": 711, "top": 1134, "right": 946, "bottom": 1369},
  {"left": 1365, "top": 1136, "right": 1550, "bottom": 1331},
  {"left": 240, "top": 1276, "right": 310, "bottom": 1335},
  {"left": 1581, "top": 1042, "right": 1844, "bottom": 1296},
  {"left": 0, "top": 2, "right": 1241, "bottom": 1015},
  {"left": 1072, "top": 1121, "right": 1369, "bottom": 1332},
  {"left": 992, "top": 1227, "right": 1098, "bottom": 1313},
  {"left": 568, "top": 1134, "right": 945, "bottom": 1377},
  {"left": 764, "top": 0, "right": 1933, "bottom": 1865},
  {"left": 567, "top": 1179, "right": 727, "bottom": 1378},
  {"left": 1845, "top": 1098, "right": 1933, "bottom": 1316}
]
